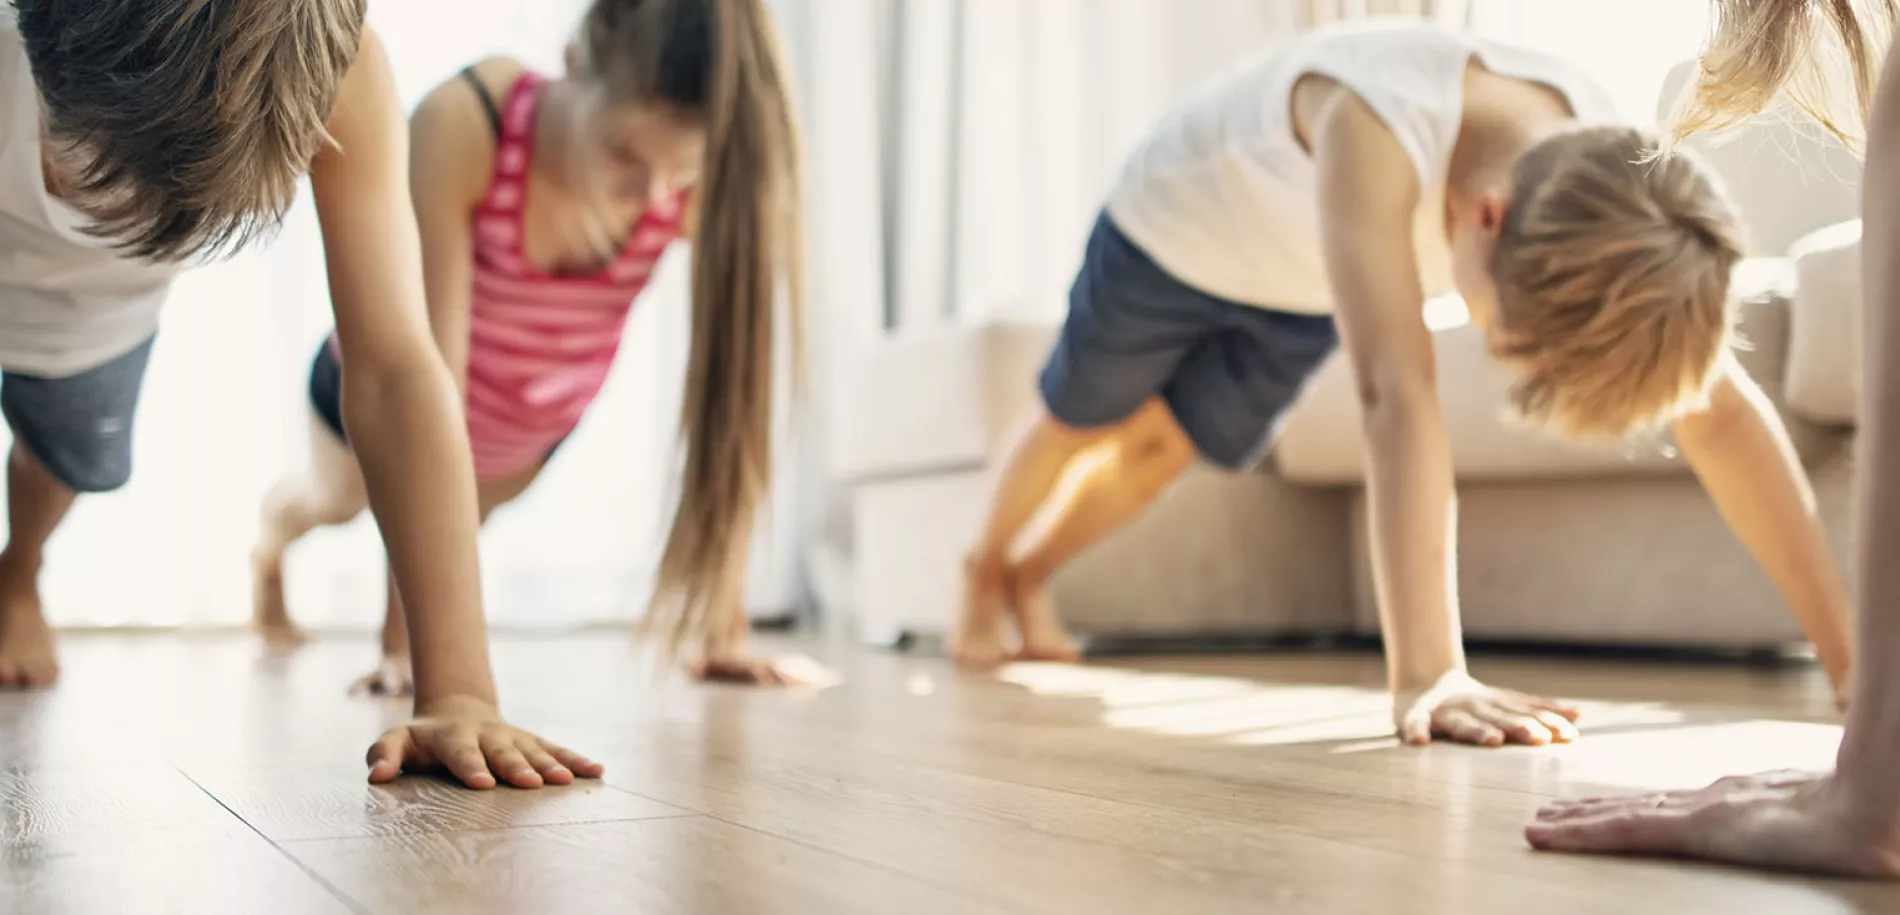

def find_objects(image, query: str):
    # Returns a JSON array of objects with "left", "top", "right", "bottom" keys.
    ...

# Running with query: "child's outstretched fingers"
[
  {"left": 1526, "top": 694, "right": 1582, "bottom": 722},
  {"left": 1395, "top": 671, "right": 1582, "bottom": 748},
  {"left": 543, "top": 741, "right": 604, "bottom": 779},
  {"left": 368, "top": 697, "right": 596, "bottom": 790},
  {"left": 478, "top": 731, "right": 543, "bottom": 789},
  {"left": 366, "top": 729, "right": 413, "bottom": 784},
  {"left": 520, "top": 745, "right": 574, "bottom": 785},
  {"left": 442, "top": 741, "right": 499, "bottom": 790}
]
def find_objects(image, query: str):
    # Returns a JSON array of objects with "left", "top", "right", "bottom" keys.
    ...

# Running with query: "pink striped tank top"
[{"left": 463, "top": 72, "right": 686, "bottom": 479}]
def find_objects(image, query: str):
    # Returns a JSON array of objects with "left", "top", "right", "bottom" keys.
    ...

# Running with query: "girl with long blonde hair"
[{"left": 252, "top": 0, "right": 816, "bottom": 692}]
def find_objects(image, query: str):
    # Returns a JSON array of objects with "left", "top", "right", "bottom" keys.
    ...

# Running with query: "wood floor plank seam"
[{"left": 172, "top": 764, "right": 373, "bottom": 915}]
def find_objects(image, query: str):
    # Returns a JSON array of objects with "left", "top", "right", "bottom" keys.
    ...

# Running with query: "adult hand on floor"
[
  {"left": 365, "top": 695, "right": 604, "bottom": 789},
  {"left": 1394, "top": 670, "right": 1580, "bottom": 747},
  {"left": 1526, "top": 770, "right": 1900, "bottom": 878}
]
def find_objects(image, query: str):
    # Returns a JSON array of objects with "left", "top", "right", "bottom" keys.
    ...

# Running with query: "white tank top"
[
  {"left": 0, "top": 7, "right": 176, "bottom": 377},
  {"left": 1104, "top": 19, "right": 1620, "bottom": 315}
]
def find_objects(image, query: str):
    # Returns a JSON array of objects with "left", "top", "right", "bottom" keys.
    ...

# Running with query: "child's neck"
[
  {"left": 522, "top": 81, "right": 640, "bottom": 273},
  {"left": 1446, "top": 72, "right": 1575, "bottom": 209}
]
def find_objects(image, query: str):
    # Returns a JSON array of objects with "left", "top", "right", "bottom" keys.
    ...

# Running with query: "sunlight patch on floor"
[
  {"left": 998, "top": 662, "right": 1273, "bottom": 710},
  {"left": 1539, "top": 719, "right": 1841, "bottom": 794},
  {"left": 993, "top": 661, "right": 1802, "bottom": 756}
]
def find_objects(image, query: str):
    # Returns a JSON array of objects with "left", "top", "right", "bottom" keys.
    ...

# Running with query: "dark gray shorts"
[
  {"left": 306, "top": 337, "right": 567, "bottom": 472},
  {"left": 1039, "top": 214, "right": 1339, "bottom": 469},
  {"left": 1, "top": 336, "right": 156, "bottom": 493}
]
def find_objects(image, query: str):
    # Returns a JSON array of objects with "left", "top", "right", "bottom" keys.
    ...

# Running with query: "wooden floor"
[{"left": 0, "top": 632, "right": 1893, "bottom": 914}]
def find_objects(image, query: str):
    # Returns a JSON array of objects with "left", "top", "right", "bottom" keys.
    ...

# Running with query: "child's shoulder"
[
  {"left": 409, "top": 58, "right": 527, "bottom": 203},
  {"left": 462, "top": 57, "right": 531, "bottom": 104},
  {"left": 416, "top": 57, "right": 527, "bottom": 122}
]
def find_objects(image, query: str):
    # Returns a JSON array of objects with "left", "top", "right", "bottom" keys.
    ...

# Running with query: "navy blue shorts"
[
  {"left": 1039, "top": 214, "right": 1339, "bottom": 469},
  {"left": 0, "top": 336, "right": 156, "bottom": 493},
  {"left": 308, "top": 339, "right": 347, "bottom": 442},
  {"left": 308, "top": 339, "right": 565, "bottom": 470}
]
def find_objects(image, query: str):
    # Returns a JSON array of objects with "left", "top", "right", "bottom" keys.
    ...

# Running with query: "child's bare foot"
[
  {"left": 1011, "top": 577, "right": 1081, "bottom": 662},
  {"left": 0, "top": 571, "right": 57, "bottom": 688},
  {"left": 688, "top": 651, "right": 838, "bottom": 688},
  {"left": 349, "top": 654, "right": 414, "bottom": 698},
  {"left": 951, "top": 556, "right": 1014, "bottom": 670},
  {"left": 249, "top": 550, "right": 309, "bottom": 652}
]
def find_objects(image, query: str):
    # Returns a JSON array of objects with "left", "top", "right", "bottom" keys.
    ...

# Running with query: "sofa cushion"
[
  {"left": 1786, "top": 221, "right": 1862, "bottom": 426},
  {"left": 837, "top": 322, "right": 1058, "bottom": 481},
  {"left": 851, "top": 463, "right": 1356, "bottom": 640},
  {"left": 1345, "top": 455, "right": 1852, "bottom": 647},
  {"left": 1273, "top": 268, "right": 1830, "bottom": 486}
]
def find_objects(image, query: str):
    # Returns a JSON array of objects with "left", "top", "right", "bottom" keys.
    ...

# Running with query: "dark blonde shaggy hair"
[
  {"left": 1488, "top": 125, "right": 1747, "bottom": 438},
  {"left": 15, "top": 0, "right": 368, "bottom": 262}
]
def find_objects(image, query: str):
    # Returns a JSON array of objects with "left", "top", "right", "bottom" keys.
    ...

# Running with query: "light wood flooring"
[{"left": 0, "top": 632, "right": 1893, "bottom": 914}]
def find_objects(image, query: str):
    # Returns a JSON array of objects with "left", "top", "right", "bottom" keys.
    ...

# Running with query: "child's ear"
[
  {"left": 1477, "top": 192, "right": 1507, "bottom": 236},
  {"left": 563, "top": 42, "right": 582, "bottom": 77}
]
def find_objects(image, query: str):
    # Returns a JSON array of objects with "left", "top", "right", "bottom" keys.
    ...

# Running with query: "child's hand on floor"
[
  {"left": 365, "top": 695, "right": 603, "bottom": 789},
  {"left": 349, "top": 655, "right": 415, "bottom": 698},
  {"left": 1394, "top": 670, "right": 1580, "bottom": 747},
  {"left": 687, "top": 650, "right": 839, "bottom": 688}
]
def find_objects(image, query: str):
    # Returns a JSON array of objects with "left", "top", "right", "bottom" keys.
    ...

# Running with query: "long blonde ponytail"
[
  {"left": 578, "top": 0, "right": 804, "bottom": 653},
  {"left": 1670, "top": 0, "right": 1896, "bottom": 151}
]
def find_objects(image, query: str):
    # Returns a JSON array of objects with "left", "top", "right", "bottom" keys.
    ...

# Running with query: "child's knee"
[
  {"left": 270, "top": 479, "right": 363, "bottom": 528},
  {"left": 311, "top": 488, "right": 367, "bottom": 526},
  {"left": 1121, "top": 402, "right": 1195, "bottom": 469}
]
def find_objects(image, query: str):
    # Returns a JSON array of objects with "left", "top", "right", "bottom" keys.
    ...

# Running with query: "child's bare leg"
[
  {"left": 1007, "top": 397, "right": 1194, "bottom": 660},
  {"left": 350, "top": 459, "right": 541, "bottom": 697},
  {"left": 252, "top": 413, "right": 368, "bottom": 650},
  {"left": 0, "top": 445, "right": 76, "bottom": 688},
  {"left": 955, "top": 408, "right": 1105, "bottom": 668}
]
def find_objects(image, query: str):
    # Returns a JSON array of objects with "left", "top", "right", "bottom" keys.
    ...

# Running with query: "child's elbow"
[
  {"left": 339, "top": 348, "right": 453, "bottom": 414},
  {"left": 1354, "top": 369, "right": 1436, "bottom": 426}
]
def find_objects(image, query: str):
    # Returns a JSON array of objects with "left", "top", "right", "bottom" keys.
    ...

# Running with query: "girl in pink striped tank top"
[{"left": 253, "top": 0, "right": 821, "bottom": 693}]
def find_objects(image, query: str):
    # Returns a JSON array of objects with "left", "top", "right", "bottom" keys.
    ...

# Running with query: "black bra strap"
[{"left": 460, "top": 67, "right": 503, "bottom": 140}]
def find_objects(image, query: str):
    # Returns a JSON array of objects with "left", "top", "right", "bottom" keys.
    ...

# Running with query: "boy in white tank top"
[
  {"left": 0, "top": 1, "right": 601, "bottom": 790},
  {"left": 959, "top": 20, "right": 1855, "bottom": 747}
]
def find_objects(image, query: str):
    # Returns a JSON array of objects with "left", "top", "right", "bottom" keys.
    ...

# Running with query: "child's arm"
[
  {"left": 408, "top": 74, "right": 492, "bottom": 398},
  {"left": 1671, "top": 356, "right": 1852, "bottom": 699},
  {"left": 1312, "top": 89, "right": 1579, "bottom": 747},
  {"left": 310, "top": 29, "right": 599, "bottom": 788}
]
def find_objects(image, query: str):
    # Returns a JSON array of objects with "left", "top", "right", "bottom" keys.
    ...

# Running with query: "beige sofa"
[{"left": 841, "top": 65, "right": 1865, "bottom": 651}]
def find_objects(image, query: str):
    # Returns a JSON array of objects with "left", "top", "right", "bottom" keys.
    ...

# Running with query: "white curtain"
[
  {"left": 796, "top": 0, "right": 1714, "bottom": 336},
  {"left": 23, "top": 0, "right": 804, "bottom": 631}
]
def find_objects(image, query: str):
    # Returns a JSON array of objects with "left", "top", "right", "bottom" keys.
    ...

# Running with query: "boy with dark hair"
[{"left": 0, "top": 0, "right": 598, "bottom": 790}]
